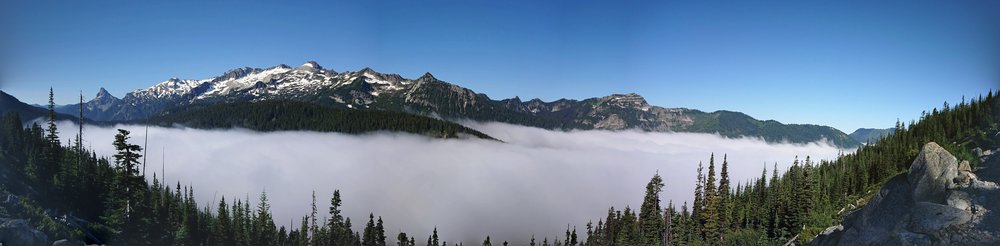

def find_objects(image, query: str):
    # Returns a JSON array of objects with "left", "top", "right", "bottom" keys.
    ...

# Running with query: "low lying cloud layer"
[{"left": 56, "top": 121, "right": 845, "bottom": 244}]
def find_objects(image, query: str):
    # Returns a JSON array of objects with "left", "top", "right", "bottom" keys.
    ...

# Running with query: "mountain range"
[
  {"left": 848, "top": 128, "right": 896, "bottom": 144},
  {"left": 50, "top": 61, "right": 862, "bottom": 147},
  {"left": 0, "top": 91, "right": 85, "bottom": 124}
]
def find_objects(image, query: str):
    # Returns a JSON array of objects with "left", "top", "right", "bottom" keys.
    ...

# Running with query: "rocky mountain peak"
[
  {"left": 296, "top": 61, "right": 323, "bottom": 72},
  {"left": 599, "top": 93, "right": 650, "bottom": 110},
  {"left": 419, "top": 72, "right": 436, "bottom": 81},
  {"left": 95, "top": 87, "right": 114, "bottom": 100},
  {"left": 359, "top": 67, "right": 376, "bottom": 75},
  {"left": 89, "top": 87, "right": 121, "bottom": 112},
  {"left": 215, "top": 67, "right": 262, "bottom": 82}
]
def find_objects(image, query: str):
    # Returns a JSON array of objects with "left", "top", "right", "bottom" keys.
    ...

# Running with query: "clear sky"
[{"left": 1, "top": 0, "right": 997, "bottom": 132}]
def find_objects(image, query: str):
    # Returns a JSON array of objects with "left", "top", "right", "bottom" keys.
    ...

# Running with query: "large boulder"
[
  {"left": 0, "top": 218, "right": 49, "bottom": 246},
  {"left": 894, "top": 231, "right": 931, "bottom": 246},
  {"left": 908, "top": 142, "right": 959, "bottom": 204},
  {"left": 946, "top": 191, "right": 972, "bottom": 211},
  {"left": 909, "top": 202, "right": 971, "bottom": 234},
  {"left": 51, "top": 239, "right": 84, "bottom": 246},
  {"left": 811, "top": 174, "right": 913, "bottom": 245},
  {"left": 959, "top": 160, "right": 972, "bottom": 172}
]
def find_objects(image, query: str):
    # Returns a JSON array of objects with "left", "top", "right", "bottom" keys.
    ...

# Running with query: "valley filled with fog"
[{"left": 55, "top": 121, "right": 846, "bottom": 244}]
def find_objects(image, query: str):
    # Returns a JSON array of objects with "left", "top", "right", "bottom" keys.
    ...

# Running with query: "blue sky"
[{"left": 1, "top": 0, "right": 997, "bottom": 132}]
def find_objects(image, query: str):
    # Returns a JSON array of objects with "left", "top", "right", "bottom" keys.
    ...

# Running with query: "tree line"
[
  {"left": 148, "top": 100, "right": 495, "bottom": 140},
  {"left": 654, "top": 90, "right": 999, "bottom": 245}
]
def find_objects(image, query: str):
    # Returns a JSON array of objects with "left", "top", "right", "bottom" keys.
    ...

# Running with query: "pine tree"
[
  {"left": 781, "top": 158, "right": 802, "bottom": 237},
  {"left": 638, "top": 173, "right": 664, "bottom": 245},
  {"left": 663, "top": 201, "right": 673, "bottom": 246},
  {"left": 432, "top": 227, "right": 440, "bottom": 246},
  {"left": 718, "top": 154, "right": 731, "bottom": 242},
  {"left": 679, "top": 202, "right": 691, "bottom": 245},
  {"left": 216, "top": 196, "right": 234, "bottom": 243},
  {"left": 398, "top": 232, "right": 409, "bottom": 246},
  {"left": 75, "top": 91, "right": 84, "bottom": 180},
  {"left": 256, "top": 189, "right": 276, "bottom": 245},
  {"left": 570, "top": 227, "right": 578, "bottom": 246},
  {"left": 310, "top": 191, "right": 320, "bottom": 246},
  {"left": 702, "top": 154, "right": 720, "bottom": 244},
  {"left": 364, "top": 213, "right": 377, "bottom": 246},
  {"left": 104, "top": 129, "right": 148, "bottom": 244},
  {"left": 298, "top": 216, "right": 309, "bottom": 246},
  {"left": 42, "top": 87, "right": 60, "bottom": 186},
  {"left": 328, "top": 190, "right": 348, "bottom": 245},
  {"left": 377, "top": 217, "right": 386, "bottom": 246},
  {"left": 45, "top": 87, "right": 59, "bottom": 146},
  {"left": 767, "top": 163, "right": 781, "bottom": 237},
  {"left": 692, "top": 161, "right": 705, "bottom": 240}
]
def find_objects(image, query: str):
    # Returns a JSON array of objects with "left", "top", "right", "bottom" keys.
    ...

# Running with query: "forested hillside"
[
  {"left": 848, "top": 128, "right": 896, "bottom": 144},
  {"left": 657, "top": 90, "right": 999, "bottom": 245},
  {"left": 145, "top": 100, "right": 495, "bottom": 140},
  {"left": 0, "top": 90, "right": 85, "bottom": 124}
]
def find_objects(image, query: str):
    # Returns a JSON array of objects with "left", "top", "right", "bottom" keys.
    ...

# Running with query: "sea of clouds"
[{"left": 55, "top": 120, "right": 846, "bottom": 244}]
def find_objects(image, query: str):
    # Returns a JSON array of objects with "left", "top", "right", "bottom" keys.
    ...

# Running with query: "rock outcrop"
[
  {"left": 0, "top": 218, "right": 49, "bottom": 246},
  {"left": 810, "top": 142, "right": 1000, "bottom": 245},
  {"left": 908, "top": 143, "right": 959, "bottom": 203}
]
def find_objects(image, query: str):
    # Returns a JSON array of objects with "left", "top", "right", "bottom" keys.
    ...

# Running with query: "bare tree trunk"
[{"left": 663, "top": 208, "right": 672, "bottom": 246}]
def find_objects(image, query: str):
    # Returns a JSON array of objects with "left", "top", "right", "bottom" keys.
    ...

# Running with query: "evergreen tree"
[
  {"left": 364, "top": 213, "right": 377, "bottom": 246},
  {"left": 45, "top": 87, "right": 59, "bottom": 146},
  {"left": 104, "top": 129, "right": 149, "bottom": 244},
  {"left": 718, "top": 154, "right": 731, "bottom": 242},
  {"left": 432, "top": 227, "right": 440, "bottom": 246},
  {"left": 215, "top": 196, "right": 234, "bottom": 243},
  {"left": 377, "top": 216, "right": 387, "bottom": 246},
  {"left": 310, "top": 191, "right": 320, "bottom": 246},
  {"left": 256, "top": 190, "right": 276, "bottom": 245},
  {"left": 329, "top": 189, "right": 353, "bottom": 245},
  {"left": 702, "top": 154, "right": 720, "bottom": 244},
  {"left": 570, "top": 227, "right": 578, "bottom": 246},
  {"left": 298, "top": 216, "right": 309, "bottom": 246},
  {"left": 398, "top": 232, "right": 409, "bottom": 246},
  {"left": 42, "top": 87, "right": 60, "bottom": 187},
  {"left": 638, "top": 173, "right": 664, "bottom": 245},
  {"left": 663, "top": 201, "right": 673, "bottom": 246},
  {"left": 766, "top": 163, "right": 781, "bottom": 237},
  {"left": 692, "top": 161, "right": 704, "bottom": 240}
]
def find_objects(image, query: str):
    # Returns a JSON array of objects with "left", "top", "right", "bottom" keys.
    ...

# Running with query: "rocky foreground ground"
[{"left": 811, "top": 142, "right": 1000, "bottom": 245}]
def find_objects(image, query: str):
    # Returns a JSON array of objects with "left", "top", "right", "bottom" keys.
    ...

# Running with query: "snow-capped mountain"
[{"left": 57, "top": 61, "right": 861, "bottom": 147}]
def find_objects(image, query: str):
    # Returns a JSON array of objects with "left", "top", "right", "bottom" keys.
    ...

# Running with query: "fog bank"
[{"left": 57, "top": 121, "right": 846, "bottom": 244}]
